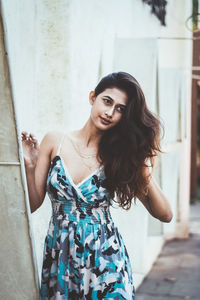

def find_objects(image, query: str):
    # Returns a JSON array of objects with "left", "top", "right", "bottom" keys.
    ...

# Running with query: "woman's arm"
[
  {"left": 140, "top": 176, "right": 173, "bottom": 223},
  {"left": 25, "top": 164, "right": 42, "bottom": 213},
  {"left": 21, "top": 131, "right": 54, "bottom": 213},
  {"left": 138, "top": 160, "right": 173, "bottom": 223}
]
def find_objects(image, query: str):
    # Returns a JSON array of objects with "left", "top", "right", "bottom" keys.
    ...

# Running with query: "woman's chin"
[
  {"left": 98, "top": 122, "right": 114, "bottom": 131},
  {"left": 90, "top": 117, "right": 115, "bottom": 131}
]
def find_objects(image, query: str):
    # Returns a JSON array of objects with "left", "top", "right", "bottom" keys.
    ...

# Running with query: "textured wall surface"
[{"left": 0, "top": 8, "right": 39, "bottom": 300}]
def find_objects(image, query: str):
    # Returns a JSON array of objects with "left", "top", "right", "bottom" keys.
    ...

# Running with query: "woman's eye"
[
  {"left": 103, "top": 98, "right": 111, "bottom": 104},
  {"left": 116, "top": 106, "right": 125, "bottom": 113}
]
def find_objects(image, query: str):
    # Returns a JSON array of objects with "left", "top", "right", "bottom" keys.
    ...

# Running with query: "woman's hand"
[
  {"left": 142, "top": 158, "right": 153, "bottom": 180},
  {"left": 142, "top": 157, "right": 154, "bottom": 196},
  {"left": 21, "top": 131, "right": 40, "bottom": 168},
  {"left": 140, "top": 157, "right": 173, "bottom": 223}
]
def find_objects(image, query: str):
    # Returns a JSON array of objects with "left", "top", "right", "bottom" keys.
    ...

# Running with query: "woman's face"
[{"left": 89, "top": 87, "right": 128, "bottom": 130}]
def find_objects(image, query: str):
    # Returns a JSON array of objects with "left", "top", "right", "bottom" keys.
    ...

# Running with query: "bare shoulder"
[
  {"left": 39, "top": 131, "right": 62, "bottom": 157},
  {"left": 42, "top": 130, "right": 75, "bottom": 160},
  {"left": 43, "top": 130, "right": 75, "bottom": 141},
  {"left": 42, "top": 130, "right": 63, "bottom": 142}
]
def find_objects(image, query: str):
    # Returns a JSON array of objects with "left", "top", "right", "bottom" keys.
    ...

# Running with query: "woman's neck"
[{"left": 75, "top": 118, "right": 103, "bottom": 149}]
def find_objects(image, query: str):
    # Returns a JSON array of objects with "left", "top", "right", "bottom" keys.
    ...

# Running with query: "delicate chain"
[
  {"left": 68, "top": 136, "right": 97, "bottom": 159},
  {"left": 68, "top": 135, "right": 99, "bottom": 170},
  {"left": 83, "top": 160, "right": 99, "bottom": 171}
]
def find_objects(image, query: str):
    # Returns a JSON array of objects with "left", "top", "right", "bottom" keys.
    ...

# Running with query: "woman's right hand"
[{"left": 21, "top": 131, "right": 40, "bottom": 169}]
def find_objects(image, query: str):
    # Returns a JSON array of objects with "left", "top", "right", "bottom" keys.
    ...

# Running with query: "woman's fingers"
[
  {"left": 21, "top": 131, "right": 32, "bottom": 142},
  {"left": 29, "top": 133, "right": 39, "bottom": 149},
  {"left": 21, "top": 132, "right": 39, "bottom": 148},
  {"left": 29, "top": 133, "right": 36, "bottom": 140},
  {"left": 21, "top": 131, "right": 28, "bottom": 140},
  {"left": 21, "top": 132, "right": 34, "bottom": 140},
  {"left": 21, "top": 131, "right": 28, "bottom": 135}
]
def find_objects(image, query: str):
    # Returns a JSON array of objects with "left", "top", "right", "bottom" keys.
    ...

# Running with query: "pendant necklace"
[{"left": 68, "top": 136, "right": 100, "bottom": 170}]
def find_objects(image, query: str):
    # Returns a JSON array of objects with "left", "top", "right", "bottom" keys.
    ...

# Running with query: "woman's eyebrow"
[
  {"left": 103, "top": 95, "right": 114, "bottom": 101},
  {"left": 103, "top": 95, "right": 126, "bottom": 106}
]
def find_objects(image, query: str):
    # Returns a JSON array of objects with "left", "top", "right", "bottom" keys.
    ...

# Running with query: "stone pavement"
[{"left": 136, "top": 201, "right": 200, "bottom": 300}]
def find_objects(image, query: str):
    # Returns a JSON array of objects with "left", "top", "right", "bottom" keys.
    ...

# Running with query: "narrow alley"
[{"left": 136, "top": 202, "right": 200, "bottom": 300}]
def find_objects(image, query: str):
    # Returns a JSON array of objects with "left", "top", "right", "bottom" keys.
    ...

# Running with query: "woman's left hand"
[
  {"left": 140, "top": 157, "right": 173, "bottom": 223},
  {"left": 142, "top": 158, "right": 153, "bottom": 179}
]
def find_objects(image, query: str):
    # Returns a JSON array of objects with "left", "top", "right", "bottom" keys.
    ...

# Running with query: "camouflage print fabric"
[{"left": 40, "top": 134, "right": 135, "bottom": 299}]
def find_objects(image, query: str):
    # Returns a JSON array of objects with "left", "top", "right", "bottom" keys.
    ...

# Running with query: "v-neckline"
[{"left": 56, "top": 155, "right": 104, "bottom": 189}]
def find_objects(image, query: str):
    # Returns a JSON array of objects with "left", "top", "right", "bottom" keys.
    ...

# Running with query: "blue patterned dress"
[{"left": 40, "top": 134, "right": 135, "bottom": 299}]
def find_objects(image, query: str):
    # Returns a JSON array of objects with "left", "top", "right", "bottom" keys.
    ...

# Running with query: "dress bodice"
[{"left": 46, "top": 154, "right": 113, "bottom": 225}]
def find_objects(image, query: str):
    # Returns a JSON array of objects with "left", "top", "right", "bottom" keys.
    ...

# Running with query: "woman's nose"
[{"left": 106, "top": 106, "right": 115, "bottom": 117}]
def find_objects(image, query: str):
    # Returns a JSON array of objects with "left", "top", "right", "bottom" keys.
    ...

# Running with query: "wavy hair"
[{"left": 95, "top": 71, "right": 164, "bottom": 210}]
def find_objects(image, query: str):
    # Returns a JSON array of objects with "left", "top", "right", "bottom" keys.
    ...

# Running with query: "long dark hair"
[{"left": 95, "top": 71, "right": 164, "bottom": 210}]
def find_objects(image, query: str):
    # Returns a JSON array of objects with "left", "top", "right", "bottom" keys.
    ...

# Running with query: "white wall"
[{"left": 2, "top": 0, "right": 192, "bottom": 291}]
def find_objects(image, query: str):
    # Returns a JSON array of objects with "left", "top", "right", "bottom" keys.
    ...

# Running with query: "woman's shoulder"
[
  {"left": 41, "top": 130, "right": 61, "bottom": 144},
  {"left": 40, "top": 131, "right": 69, "bottom": 160},
  {"left": 38, "top": 131, "right": 61, "bottom": 153},
  {"left": 42, "top": 130, "right": 76, "bottom": 147},
  {"left": 43, "top": 130, "right": 64, "bottom": 139},
  {"left": 44, "top": 130, "right": 76, "bottom": 139}
]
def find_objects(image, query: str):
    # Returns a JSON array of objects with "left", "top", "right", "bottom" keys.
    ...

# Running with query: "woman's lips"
[{"left": 100, "top": 116, "right": 112, "bottom": 125}]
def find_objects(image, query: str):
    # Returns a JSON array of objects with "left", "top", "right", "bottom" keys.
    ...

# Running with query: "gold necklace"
[
  {"left": 69, "top": 136, "right": 97, "bottom": 159},
  {"left": 69, "top": 136, "right": 99, "bottom": 170}
]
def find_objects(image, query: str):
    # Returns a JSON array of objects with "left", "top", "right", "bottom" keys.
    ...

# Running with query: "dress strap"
[{"left": 56, "top": 132, "right": 66, "bottom": 156}]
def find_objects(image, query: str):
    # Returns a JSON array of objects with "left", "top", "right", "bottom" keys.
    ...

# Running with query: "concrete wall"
[
  {"left": 0, "top": 6, "right": 39, "bottom": 299},
  {"left": 1, "top": 0, "right": 192, "bottom": 291}
]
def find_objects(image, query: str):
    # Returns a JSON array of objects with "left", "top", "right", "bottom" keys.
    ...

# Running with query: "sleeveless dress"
[{"left": 40, "top": 133, "right": 135, "bottom": 299}]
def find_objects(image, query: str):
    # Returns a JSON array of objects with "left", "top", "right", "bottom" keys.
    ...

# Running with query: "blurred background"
[{"left": 0, "top": 0, "right": 200, "bottom": 299}]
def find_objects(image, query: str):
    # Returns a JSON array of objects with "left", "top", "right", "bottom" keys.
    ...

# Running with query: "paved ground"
[{"left": 136, "top": 201, "right": 200, "bottom": 300}]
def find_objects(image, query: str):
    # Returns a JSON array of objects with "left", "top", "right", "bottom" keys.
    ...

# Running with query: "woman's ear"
[{"left": 89, "top": 90, "right": 96, "bottom": 105}]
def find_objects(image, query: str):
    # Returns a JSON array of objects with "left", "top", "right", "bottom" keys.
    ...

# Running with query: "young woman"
[{"left": 22, "top": 71, "right": 173, "bottom": 300}]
